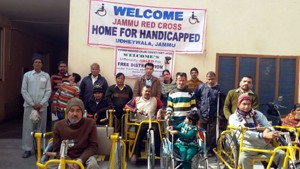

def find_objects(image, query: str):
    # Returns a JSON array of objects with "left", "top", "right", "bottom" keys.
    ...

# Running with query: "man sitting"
[
  {"left": 52, "top": 98, "right": 99, "bottom": 169},
  {"left": 229, "top": 93, "right": 285, "bottom": 168},
  {"left": 85, "top": 85, "right": 114, "bottom": 125},
  {"left": 125, "top": 85, "right": 163, "bottom": 163}
]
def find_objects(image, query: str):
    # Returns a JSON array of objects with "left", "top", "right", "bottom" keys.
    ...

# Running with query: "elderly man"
[
  {"left": 52, "top": 98, "right": 99, "bottom": 169},
  {"left": 229, "top": 93, "right": 285, "bottom": 168},
  {"left": 80, "top": 63, "right": 108, "bottom": 105},
  {"left": 224, "top": 75, "right": 259, "bottom": 120},
  {"left": 21, "top": 53, "right": 51, "bottom": 158},
  {"left": 125, "top": 85, "right": 163, "bottom": 163}
]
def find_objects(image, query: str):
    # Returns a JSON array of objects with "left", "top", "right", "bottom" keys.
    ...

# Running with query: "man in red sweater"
[{"left": 53, "top": 98, "right": 99, "bottom": 169}]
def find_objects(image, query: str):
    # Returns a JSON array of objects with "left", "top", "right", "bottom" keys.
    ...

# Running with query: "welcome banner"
[{"left": 88, "top": 0, "right": 206, "bottom": 54}]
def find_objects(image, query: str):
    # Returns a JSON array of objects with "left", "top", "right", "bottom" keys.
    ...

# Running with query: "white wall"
[{"left": 69, "top": 0, "right": 300, "bottom": 101}]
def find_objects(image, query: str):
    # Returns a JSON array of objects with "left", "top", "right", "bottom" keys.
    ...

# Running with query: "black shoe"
[{"left": 22, "top": 151, "right": 31, "bottom": 158}]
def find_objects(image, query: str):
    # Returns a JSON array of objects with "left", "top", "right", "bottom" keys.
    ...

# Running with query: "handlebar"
[{"left": 227, "top": 125, "right": 266, "bottom": 132}]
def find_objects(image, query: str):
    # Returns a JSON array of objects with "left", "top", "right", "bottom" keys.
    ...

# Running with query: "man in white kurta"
[{"left": 21, "top": 53, "right": 51, "bottom": 158}]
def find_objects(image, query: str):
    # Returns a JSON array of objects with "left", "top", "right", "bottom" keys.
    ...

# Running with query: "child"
[
  {"left": 85, "top": 85, "right": 114, "bottom": 125},
  {"left": 52, "top": 73, "right": 81, "bottom": 121},
  {"left": 167, "top": 111, "right": 200, "bottom": 169}
]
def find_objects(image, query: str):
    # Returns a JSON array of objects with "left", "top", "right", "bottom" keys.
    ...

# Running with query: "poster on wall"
[
  {"left": 88, "top": 0, "right": 206, "bottom": 54},
  {"left": 114, "top": 47, "right": 175, "bottom": 78}
]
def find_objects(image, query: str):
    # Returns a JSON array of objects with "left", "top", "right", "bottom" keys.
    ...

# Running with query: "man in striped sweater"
[
  {"left": 165, "top": 72, "right": 198, "bottom": 127},
  {"left": 52, "top": 73, "right": 81, "bottom": 121},
  {"left": 50, "top": 61, "right": 70, "bottom": 101}
]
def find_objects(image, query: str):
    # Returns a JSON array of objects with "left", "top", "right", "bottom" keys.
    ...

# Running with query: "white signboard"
[
  {"left": 88, "top": 0, "right": 207, "bottom": 54},
  {"left": 114, "top": 47, "right": 175, "bottom": 78}
]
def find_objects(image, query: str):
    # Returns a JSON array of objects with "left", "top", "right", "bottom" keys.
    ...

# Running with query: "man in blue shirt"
[{"left": 21, "top": 53, "right": 51, "bottom": 158}]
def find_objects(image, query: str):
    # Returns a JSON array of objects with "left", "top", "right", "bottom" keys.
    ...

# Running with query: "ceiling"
[{"left": 0, "top": 0, "right": 70, "bottom": 46}]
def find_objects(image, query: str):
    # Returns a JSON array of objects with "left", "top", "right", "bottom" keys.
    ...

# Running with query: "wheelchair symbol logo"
[
  {"left": 189, "top": 12, "right": 200, "bottom": 24},
  {"left": 95, "top": 3, "right": 107, "bottom": 16}
]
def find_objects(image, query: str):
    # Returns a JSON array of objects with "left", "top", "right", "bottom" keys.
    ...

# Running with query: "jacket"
[
  {"left": 133, "top": 75, "right": 161, "bottom": 98},
  {"left": 194, "top": 83, "right": 225, "bottom": 119}
]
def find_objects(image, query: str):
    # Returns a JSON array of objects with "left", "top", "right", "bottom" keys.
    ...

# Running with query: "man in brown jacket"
[
  {"left": 133, "top": 62, "right": 161, "bottom": 98},
  {"left": 53, "top": 98, "right": 99, "bottom": 169}
]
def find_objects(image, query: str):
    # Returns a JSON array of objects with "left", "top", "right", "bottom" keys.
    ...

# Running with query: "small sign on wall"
[{"left": 114, "top": 47, "right": 175, "bottom": 78}]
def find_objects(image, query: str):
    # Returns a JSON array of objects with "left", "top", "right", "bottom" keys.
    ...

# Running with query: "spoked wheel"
[
  {"left": 287, "top": 161, "right": 300, "bottom": 169},
  {"left": 295, "top": 162, "right": 300, "bottom": 169},
  {"left": 216, "top": 133, "right": 239, "bottom": 169},
  {"left": 160, "top": 138, "right": 173, "bottom": 169},
  {"left": 117, "top": 141, "right": 125, "bottom": 169},
  {"left": 192, "top": 152, "right": 208, "bottom": 169},
  {"left": 147, "top": 129, "right": 155, "bottom": 169}
]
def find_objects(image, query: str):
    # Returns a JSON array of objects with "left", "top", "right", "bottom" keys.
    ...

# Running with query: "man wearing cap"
[
  {"left": 229, "top": 93, "right": 285, "bottom": 168},
  {"left": 21, "top": 53, "right": 51, "bottom": 158},
  {"left": 52, "top": 98, "right": 99, "bottom": 169},
  {"left": 85, "top": 85, "right": 113, "bottom": 125}
]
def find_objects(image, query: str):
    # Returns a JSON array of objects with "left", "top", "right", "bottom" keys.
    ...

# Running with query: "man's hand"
[
  {"left": 157, "top": 110, "right": 163, "bottom": 120},
  {"left": 263, "top": 128, "right": 279, "bottom": 143},
  {"left": 136, "top": 109, "right": 145, "bottom": 115},
  {"left": 52, "top": 105, "right": 57, "bottom": 113},
  {"left": 67, "top": 158, "right": 82, "bottom": 169},
  {"left": 169, "top": 130, "right": 178, "bottom": 135},
  {"left": 32, "top": 103, "right": 43, "bottom": 111},
  {"left": 93, "top": 114, "right": 98, "bottom": 122},
  {"left": 165, "top": 114, "right": 171, "bottom": 120}
]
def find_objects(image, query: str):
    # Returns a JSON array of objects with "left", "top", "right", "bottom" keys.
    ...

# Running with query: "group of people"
[{"left": 20, "top": 53, "right": 300, "bottom": 169}]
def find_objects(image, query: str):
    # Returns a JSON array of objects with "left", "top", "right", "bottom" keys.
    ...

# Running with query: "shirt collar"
[
  {"left": 115, "top": 84, "right": 126, "bottom": 88},
  {"left": 235, "top": 88, "right": 254, "bottom": 94}
]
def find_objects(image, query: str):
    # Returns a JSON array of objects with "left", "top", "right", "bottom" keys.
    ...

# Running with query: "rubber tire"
[
  {"left": 216, "top": 133, "right": 239, "bottom": 169},
  {"left": 148, "top": 129, "right": 155, "bottom": 169},
  {"left": 192, "top": 152, "right": 208, "bottom": 169},
  {"left": 161, "top": 138, "right": 175, "bottom": 169}
]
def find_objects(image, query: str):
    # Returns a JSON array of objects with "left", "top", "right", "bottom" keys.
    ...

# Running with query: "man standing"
[
  {"left": 133, "top": 62, "right": 161, "bottom": 98},
  {"left": 80, "top": 63, "right": 108, "bottom": 105},
  {"left": 165, "top": 72, "right": 198, "bottom": 127},
  {"left": 50, "top": 61, "right": 69, "bottom": 122},
  {"left": 21, "top": 53, "right": 51, "bottom": 158},
  {"left": 53, "top": 98, "right": 99, "bottom": 169},
  {"left": 229, "top": 94, "right": 285, "bottom": 168},
  {"left": 194, "top": 71, "right": 225, "bottom": 156},
  {"left": 125, "top": 85, "right": 163, "bottom": 163},
  {"left": 105, "top": 73, "right": 133, "bottom": 131},
  {"left": 224, "top": 75, "right": 259, "bottom": 120},
  {"left": 187, "top": 67, "right": 203, "bottom": 91},
  {"left": 50, "top": 61, "right": 69, "bottom": 101}
]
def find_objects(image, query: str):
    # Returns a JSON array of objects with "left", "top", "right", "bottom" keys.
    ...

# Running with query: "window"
[
  {"left": 0, "top": 27, "right": 3, "bottom": 81},
  {"left": 217, "top": 54, "right": 299, "bottom": 115}
]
